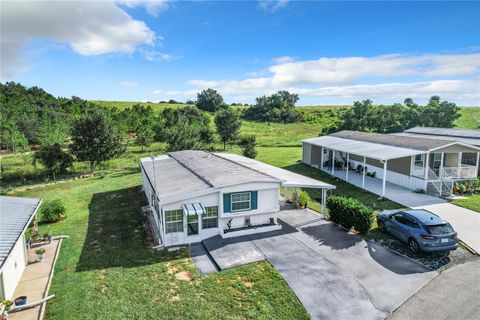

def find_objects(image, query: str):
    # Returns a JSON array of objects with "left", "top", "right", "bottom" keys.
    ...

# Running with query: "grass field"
[{"left": 451, "top": 194, "right": 480, "bottom": 213}]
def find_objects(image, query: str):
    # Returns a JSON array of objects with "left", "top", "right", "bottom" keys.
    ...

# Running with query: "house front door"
[
  {"left": 187, "top": 214, "right": 199, "bottom": 236},
  {"left": 429, "top": 153, "right": 443, "bottom": 175}
]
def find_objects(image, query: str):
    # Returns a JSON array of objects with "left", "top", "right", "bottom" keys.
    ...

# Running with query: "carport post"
[
  {"left": 320, "top": 147, "right": 324, "bottom": 170},
  {"left": 346, "top": 153, "right": 350, "bottom": 182},
  {"left": 331, "top": 150, "right": 335, "bottom": 176},
  {"left": 362, "top": 156, "right": 366, "bottom": 188},
  {"left": 382, "top": 160, "right": 387, "bottom": 198},
  {"left": 476, "top": 152, "right": 479, "bottom": 175},
  {"left": 321, "top": 189, "right": 326, "bottom": 217}
]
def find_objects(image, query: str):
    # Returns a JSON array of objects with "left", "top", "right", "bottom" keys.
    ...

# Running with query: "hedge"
[{"left": 326, "top": 195, "right": 374, "bottom": 234}]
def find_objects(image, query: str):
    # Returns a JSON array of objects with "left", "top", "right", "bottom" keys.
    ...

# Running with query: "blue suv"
[{"left": 377, "top": 209, "right": 458, "bottom": 253}]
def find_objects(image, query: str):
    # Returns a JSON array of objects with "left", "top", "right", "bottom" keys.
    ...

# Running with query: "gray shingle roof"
[
  {"left": 0, "top": 196, "right": 41, "bottom": 270},
  {"left": 332, "top": 130, "right": 453, "bottom": 151},
  {"left": 140, "top": 151, "right": 280, "bottom": 202},
  {"left": 405, "top": 127, "right": 480, "bottom": 139}
]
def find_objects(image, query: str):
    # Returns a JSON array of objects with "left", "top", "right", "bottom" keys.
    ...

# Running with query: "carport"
[{"left": 215, "top": 153, "right": 336, "bottom": 215}]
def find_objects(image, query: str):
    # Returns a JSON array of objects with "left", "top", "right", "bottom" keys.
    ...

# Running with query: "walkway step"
[{"left": 190, "top": 243, "right": 219, "bottom": 275}]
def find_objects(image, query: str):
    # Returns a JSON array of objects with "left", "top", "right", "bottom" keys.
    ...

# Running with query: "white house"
[
  {"left": 140, "top": 150, "right": 334, "bottom": 247},
  {"left": 302, "top": 130, "right": 479, "bottom": 198},
  {"left": 0, "top": 196, "right": 41, "bottom": 301}
]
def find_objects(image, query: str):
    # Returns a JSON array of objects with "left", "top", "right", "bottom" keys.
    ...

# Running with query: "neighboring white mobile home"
[
  {"left": 140, "top": 150, "right": 334, "bottom": 247},
  {"left": 0, "top": 196, "right": 41, "bottom": 301},
  {"left": 302, "top": 130, "right": 479, "bottom": 198}
]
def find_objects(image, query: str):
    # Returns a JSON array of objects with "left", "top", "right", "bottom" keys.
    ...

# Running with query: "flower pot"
[{"left": 37, "top": 253, "right": 45, "bottom": 261}]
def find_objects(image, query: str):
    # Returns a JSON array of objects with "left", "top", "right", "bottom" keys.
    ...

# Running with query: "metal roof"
[
  {"left": 215, "top": 153, "right": 336, "bottom": 190},
  {"left": 0, "top": 196, "right": 41, "bottom": 271},
  {"left": 404, "top": 127, "right": 480, "bottom": 139},
  {"left": 302, "top": 135, "right": 425, "bottom": 161},
  {"left": 140, "top": 151, "right": 280, "bottom": 202},
  {"left": 332, "top": 130, "right": 451, "bottom": 151}
]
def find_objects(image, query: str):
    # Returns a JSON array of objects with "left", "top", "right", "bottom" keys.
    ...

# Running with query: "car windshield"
[{"left": 424, "top": 224, "right": 454, "bottom": 235}]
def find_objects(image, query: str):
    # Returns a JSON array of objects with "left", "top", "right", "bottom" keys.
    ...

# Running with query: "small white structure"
[
  {"left": 140, "top": 150, "right": 334, "bottom": 247},
  {"left": 302, "top": 130, "right": 480, "bottom": 198},
  {"left": 0, "top": 196, "right": 41, "bottom": 301}
]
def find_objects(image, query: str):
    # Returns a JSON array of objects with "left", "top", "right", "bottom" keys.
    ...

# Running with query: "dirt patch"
[
  {"left": 242, "top": 281, "right": 254, "bottom": 288},
  {"left": 166, "top": 262, "right": 179, "bottom": 275},
  {"left": 169, "top": 295, "right": 181, "bottom": 302},
  {"left": 175, "top": 271, "right": 193, "bottom": 281}
]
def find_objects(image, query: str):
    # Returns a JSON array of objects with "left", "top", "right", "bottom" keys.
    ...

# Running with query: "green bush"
[
  {"left": 41, "top": 199, "right": 67, "bottom": 223},
  {"left": 326, "top": 195, "right": 373, "bottom": 234}
]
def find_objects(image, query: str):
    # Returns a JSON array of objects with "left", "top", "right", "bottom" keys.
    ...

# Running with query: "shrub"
[
  {"left": 238, "top": 134, "right": 257, "bottom": 159},
  {"left": 298, "top": 190, "right": 311, "bottom": 207},
  {"left": 41, "top": 199, "right": 67, "bottom": 223},
  {"left": 326, "top": 195, "right": 373, "bottom": 234}
]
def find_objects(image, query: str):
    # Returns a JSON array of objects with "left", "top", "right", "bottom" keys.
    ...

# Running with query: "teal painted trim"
[
  {"left": 251, "top": 191, "right": 258, "bottom": 210},
  {"left": 223, "top": 193, "right": 231, "bottom": 213}
]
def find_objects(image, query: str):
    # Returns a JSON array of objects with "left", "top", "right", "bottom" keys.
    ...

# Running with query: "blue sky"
[{"left": 2, "top": 0, "right": 480, "bottom": 105}]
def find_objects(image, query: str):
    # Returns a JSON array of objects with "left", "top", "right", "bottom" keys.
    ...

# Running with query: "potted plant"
[
  {"left": 44, "top": 231, "right": 53, "bottom": 243},
  {"left": 2, "top": 300, "right": 13, "bottom": 311},
  {"left": 35, "top": 248, "right": 46, "bottom": 261}
]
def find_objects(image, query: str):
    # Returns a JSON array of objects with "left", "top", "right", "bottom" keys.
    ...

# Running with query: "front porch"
[{"left": 321, "top": 167, "right": 447, "bottom": 207}]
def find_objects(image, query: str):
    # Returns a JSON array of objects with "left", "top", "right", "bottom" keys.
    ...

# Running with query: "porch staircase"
[{"left": 426, "top": 167, "right": 453, "bottom": 198}]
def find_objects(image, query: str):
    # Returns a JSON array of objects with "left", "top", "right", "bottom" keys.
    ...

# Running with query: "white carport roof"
[
  {"left": 215, "top": 153, "right": 335, "bottom": 190},
  {"left": 302, "top": 136, "right": 425, "bottom": 161}
]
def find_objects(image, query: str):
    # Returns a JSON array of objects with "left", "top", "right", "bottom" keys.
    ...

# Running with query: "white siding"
[
  {"left": 0, "top": 236, "right": 26, "bottom": 299},
  {"left": 302, "top": 142, "right": 312, "bottom": 165}
]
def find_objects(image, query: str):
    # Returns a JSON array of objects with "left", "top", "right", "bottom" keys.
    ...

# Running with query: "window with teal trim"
[{"left": 231, "top": 192, "right": 251, "bottom": 212}]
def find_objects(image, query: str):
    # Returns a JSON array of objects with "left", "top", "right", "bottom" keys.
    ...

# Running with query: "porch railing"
[{"left": 440, "top": 165, "right": 477, "bottom": 180}]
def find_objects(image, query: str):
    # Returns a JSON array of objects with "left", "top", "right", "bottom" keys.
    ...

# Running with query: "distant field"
[
  {"left": 455, "top": 107, "right": 480, "bottom": 129},
  {"left": 90, "top": 100, "right": 479, "bottom": 146}
]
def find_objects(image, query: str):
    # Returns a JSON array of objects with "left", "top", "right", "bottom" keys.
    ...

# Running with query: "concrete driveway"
[{"left": 200, "top": 209, "right": 437, "bottom": 320}]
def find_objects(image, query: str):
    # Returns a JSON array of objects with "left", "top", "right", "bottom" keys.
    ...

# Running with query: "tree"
[
  {"left": 165, "top": 116, "right": 206, "bottom": 151},
  {"left": 214, "top": 107, "right": 241, "bottom": 149},
  {"left": 33, "top": 143, "right": 73, "bottom": 180},
  {"left": 195, "top": 88, "right": 224, "bottom": 112},
  {"left": 70, "top": 112, "right": 125, "bottom": 172},
  {"left": 135, "top": 119, "right": 155, "bottom": 151},
  {"left": 244, "top": 90, "right": 303, "bottom": 123},
  {"left": 36, "top": 120, "right": 68, "bottom": 146},
  {"left": 238, "top": 135, "right": 257, "bottom": 159}
]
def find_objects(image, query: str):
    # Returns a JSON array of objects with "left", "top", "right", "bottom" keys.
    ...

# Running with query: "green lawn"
[
  {"left": 452, "top": 194, "right": 480, "bottom": 213},
  {"left": 12, "top": 170, "right": 309, "bottom": 320}
]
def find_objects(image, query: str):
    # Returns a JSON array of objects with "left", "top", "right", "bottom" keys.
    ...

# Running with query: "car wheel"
[
  {"left": 408, "top": 238, "right": 420, "bottom": 253},
  {"left": 378, "top": 220, "right": 386, "bottom": 233}
]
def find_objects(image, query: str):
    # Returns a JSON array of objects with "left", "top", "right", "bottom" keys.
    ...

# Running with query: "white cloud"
[
  {"left": 258, "top": 0, "right": 289, "bottom": 13},
  {"left": 152, "top": 89, "right": 163, "bottom": 95},
  {"left": 1, "top": 0, "right": 158, "bottom": 80},
  {"left": 117, "top": 0, "right": 169, "bottom": 17},
  {"left": 120, "top": 81, "right": 139, "bottom": 88},
  {"left": 188, "top": 52, "right": 480, "bottom": 103},
  {"left": 142, "top": 50, "right": 177, "bottom": 62},
  {"left": 272, "top": 56, "right": 295, "bottom": 64}
]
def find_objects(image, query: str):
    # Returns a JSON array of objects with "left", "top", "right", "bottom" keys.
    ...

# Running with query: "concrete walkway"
[
  {"left": 9, "top": 240, "right": 61, "bottom": 320},
  {"left": 327, "top": 169, "right": 480, "bottom": 253},
  {"left": 190, "top": 243, "right": 219, "bottom": 275}
]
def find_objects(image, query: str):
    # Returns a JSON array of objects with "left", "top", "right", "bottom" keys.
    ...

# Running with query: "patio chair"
[{"left": 355, "top": 165, "right": 362, "bottom": 174}]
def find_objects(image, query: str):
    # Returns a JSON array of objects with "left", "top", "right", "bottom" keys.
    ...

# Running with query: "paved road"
[
  {"left": 200, "top": 209, "right": 437, "bottom": 320},
  {"left": 388, "top": 259, "right": 480, "bottom": 320}
]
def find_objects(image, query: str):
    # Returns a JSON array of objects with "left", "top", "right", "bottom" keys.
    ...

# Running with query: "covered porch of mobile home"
[{"left": 302, "top": 136, "right": 479, "bottom": 198}]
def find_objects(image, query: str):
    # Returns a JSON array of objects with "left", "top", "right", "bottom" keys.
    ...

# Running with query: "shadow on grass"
[{"left": 76, "top": 186, "right": 177, "bottom": 271}]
